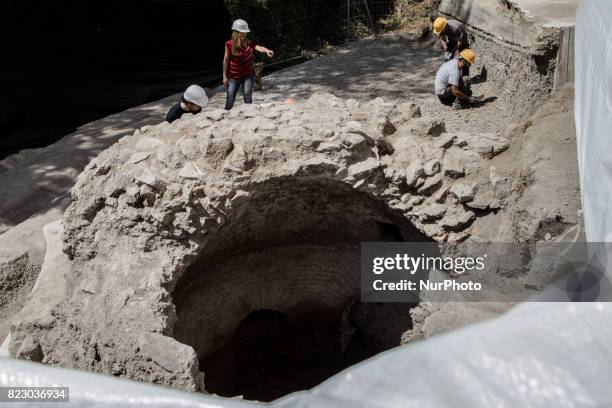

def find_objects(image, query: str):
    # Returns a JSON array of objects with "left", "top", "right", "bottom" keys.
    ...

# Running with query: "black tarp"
[{"left": 0, "top": 0, "right": 230, "bottom": 158}]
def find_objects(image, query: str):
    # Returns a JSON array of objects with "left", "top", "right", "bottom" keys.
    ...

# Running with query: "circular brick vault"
[{"left": 173, "top": 177, "right": 427, "bottom": 400}]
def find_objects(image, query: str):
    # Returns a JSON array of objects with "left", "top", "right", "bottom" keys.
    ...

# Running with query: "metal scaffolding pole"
[
  {"left": 347, "top": 0, "right": 351, "bottom": 43},
  {"left": 362, "top": 0, "right": 375, "bottom": 33}
]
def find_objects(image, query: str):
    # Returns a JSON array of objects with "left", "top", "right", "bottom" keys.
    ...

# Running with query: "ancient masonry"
[{"left": 9, "top": 94, "right": 514, "bottom": 390}]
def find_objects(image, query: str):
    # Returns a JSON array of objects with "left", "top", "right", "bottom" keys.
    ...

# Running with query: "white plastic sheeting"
[
  {"left": 2, "top": 1, "right": 612, "bottom": 406},
  {"left": 575, "top": 0, "right": 612, "bottom": 243},
  {"left": 1, "top": 302, "right": 612, "bottom": 407}
]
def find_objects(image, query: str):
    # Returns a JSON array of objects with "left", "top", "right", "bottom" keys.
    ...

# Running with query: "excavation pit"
[{"left": 172, "top": 178, "right": 428, "bottom": 401}]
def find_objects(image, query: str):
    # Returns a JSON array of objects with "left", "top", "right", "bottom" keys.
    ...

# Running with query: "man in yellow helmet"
[
  {"left": 435, "top": 49, "right": 480, "bottom": 110},
  {"left": 433, "top": 17, "right": 469, "bottom": 64}
]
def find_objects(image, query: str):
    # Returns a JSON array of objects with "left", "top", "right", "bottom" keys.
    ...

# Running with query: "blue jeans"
[{"left": 225, "top": 76, "right": 254, "bottom": 110}]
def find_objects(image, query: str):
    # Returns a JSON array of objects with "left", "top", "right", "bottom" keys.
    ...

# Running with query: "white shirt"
[{"left": 435, "top": 59, "right": 461, "bottom": 95}]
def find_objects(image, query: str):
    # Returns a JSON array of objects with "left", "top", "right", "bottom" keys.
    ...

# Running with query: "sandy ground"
[{"left": 470, "top": 84, "right": 580, "bottom": 241}]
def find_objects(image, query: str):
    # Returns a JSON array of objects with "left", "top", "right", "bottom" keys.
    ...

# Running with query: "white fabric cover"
[
  {"left": 575, "top": 0, "right": 612, "bottom": 243},
  {"left": 1, "top": 302, "right": 611, "bottom": 407}
]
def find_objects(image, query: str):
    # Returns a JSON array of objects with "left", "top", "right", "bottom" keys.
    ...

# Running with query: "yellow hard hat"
[
  {"left": 460, "top": 49, "right": 476, "bottom": 65},
  {"left": 433, "top": 17, "right": 447, "bottom": 36}
]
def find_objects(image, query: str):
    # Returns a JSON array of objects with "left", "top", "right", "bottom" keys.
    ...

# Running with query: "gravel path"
[{"left": 208, "top": 32, "right": 516, "bottom": 135}]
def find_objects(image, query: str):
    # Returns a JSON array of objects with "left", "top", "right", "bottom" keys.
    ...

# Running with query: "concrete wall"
[
  {"left": 439, "top": 0, "right": 552, "bottom": 49},
  {"left": 509, "top": 0, "right": 580, "bottom": 28}
]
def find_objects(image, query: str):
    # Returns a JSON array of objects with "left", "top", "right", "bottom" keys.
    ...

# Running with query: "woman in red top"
[{"left": 223, "top": 19, "right": 274, "bottom": 110}]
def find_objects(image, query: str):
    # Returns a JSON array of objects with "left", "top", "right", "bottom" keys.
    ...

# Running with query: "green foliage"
[
  {"left": 223, "top": 0, "right": 394, "bottom": 63},
  {"left": 379, "top": 0, "right": 440, "bottom": 33}
]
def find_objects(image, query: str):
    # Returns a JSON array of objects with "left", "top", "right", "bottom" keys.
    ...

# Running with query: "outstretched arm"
[{"left": 255, "top": 45, "right": 274, "bottom": 58}]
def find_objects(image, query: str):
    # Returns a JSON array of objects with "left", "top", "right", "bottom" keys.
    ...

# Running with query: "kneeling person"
[
  {"left": 166, "top": 85, "right": 209, "bottom": 123},
  {"left": 435, "top": 49, "right": 479, "bottom": 110}
]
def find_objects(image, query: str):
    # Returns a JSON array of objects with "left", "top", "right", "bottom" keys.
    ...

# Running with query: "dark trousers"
[
  {"left": 438, "top": 76, "right": 472, "bottom": 106},
  {"left": 438, "top": 92, "right": 455, "bottom": 106},
  {"left": 225, "top": 75, "right": 255, "bottom": 110}
]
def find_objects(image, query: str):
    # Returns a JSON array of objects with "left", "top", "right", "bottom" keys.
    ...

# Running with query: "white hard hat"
[
  {"left": 231, "top": 19, "right": 250, "bottom": 33},
  {"left": 183, "top": 85, "right": 209, "bottom": 108}
]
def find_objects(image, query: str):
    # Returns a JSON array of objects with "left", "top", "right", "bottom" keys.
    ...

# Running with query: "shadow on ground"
[
  {"left": 248, "top": 35, "right": 441, "bottom": 103},
  {"left": 0, "top": 95, "right": 177, "bottom": 232}
]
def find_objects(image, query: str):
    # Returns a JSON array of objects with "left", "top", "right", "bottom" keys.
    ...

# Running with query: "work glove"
[
  {"left": 468, "top": 96, "right": 480, "bottom": 105},
  {"left": 444, "top": 51, "right": 454, "bottom": 61}
]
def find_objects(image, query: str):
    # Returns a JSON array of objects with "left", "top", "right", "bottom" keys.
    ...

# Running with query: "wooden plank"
[
  {"left": 568, "top": 26, "right": 575, "bottom": 82},
  {"left": 555, "top": 27, "right": 576, "bottom": 88},
  {"left": 555, "top": 29, "right": 568, "bottom": 88}
]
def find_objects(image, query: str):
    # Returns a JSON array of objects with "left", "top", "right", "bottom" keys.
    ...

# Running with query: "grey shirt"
[
  {"left": 444, "top": 20, "right": 468, "bottom": 50},
  {"left": 435, "top": 59, "right": 462, "bottom": 95}
]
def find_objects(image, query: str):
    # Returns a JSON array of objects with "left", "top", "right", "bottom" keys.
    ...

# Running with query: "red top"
[{"left": 226, "top": 39, "right": 257, "bottom": 79}]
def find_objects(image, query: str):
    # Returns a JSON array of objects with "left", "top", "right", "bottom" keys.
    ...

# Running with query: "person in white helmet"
[
  {"left": 223, "top": 19, "right": 274, "bottom": 110},
  {"left": 165, "top": 84, "right": 209, "bottom": 123}
]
